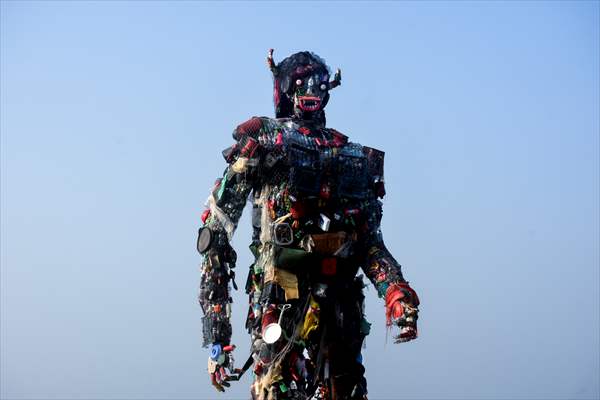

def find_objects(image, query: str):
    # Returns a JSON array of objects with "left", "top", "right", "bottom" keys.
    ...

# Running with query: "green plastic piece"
[
  {"left": 360, "top": 318, "right": 372, "bottom": 335},
  {"left": 275, "top": 247, "right": 312, "bottom": 270},
  {"left": 217, "top": 175, "right": 227, "bottom": 200}
]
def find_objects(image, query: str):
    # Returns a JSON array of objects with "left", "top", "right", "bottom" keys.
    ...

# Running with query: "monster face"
[
  {"left": 292, "top": 72, "right": 330, "bottom": 115},
  {"left": 269, "top": 50, "right": 340, "bottom": 124}
]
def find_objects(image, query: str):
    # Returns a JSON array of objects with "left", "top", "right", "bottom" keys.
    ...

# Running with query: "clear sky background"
[{"left": 1, "top": 1, "right": 599, "bottom": 399}]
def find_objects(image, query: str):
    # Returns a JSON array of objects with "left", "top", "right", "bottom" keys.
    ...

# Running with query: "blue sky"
[{"left": 1, "top": 1, "right": 599, "bottom": 399}]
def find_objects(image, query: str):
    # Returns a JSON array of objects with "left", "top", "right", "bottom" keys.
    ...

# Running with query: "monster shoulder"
[
  {"left": 321, "top": 127, "right": 386, "bottom": 200},
  {"left": 360, "top": 143, "right": 386, "bottom": 198},
  {"left": 332, "top": 130, "right": 386, "bottom": 200},
  {"left": 221, "top": 116, "right": 278, "bottom": 163}
]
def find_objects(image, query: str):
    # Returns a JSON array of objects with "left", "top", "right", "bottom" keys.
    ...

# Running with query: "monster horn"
[
  {"left": 267, "top": 48, "right": 278, "bottom": 76},
  {"left": 329, "top": 68, "right": 342, "bottom": 89}
]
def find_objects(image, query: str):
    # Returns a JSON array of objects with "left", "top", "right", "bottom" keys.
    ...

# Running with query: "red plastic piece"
[
  {"left": 240, "top": 137, "right": 259, "bottom": 158},
  {"left": 315, "top": 137, "right": 328, "bottom": 147},
  {"left": 288, "top": 352, "right": 301, "bottom": 381},
  {"left": 320, "top": 183, "right": 331, "bottom": 199},
  {"left": 201, "top": 209, "right": 211, "bottom": 224},
  {"left": 321, "top": 257, "right": 337, "bottom": 276},
  {"left": 330, "top": 129, "right": 348, "bottom": 147},
  {"left": 273, "top": 79, "right": 280, "bottom": 107},
  {"left": 236, "top": 117, "right": 262, "bottom": 139},
  {"left": 223, "top": 344, "right": 235, "bottom": 352},
  {"left": 385, "top": 282, "right": 420, "bottom": 326},
  {"left": 298, "top": 127, "right": 311, "bottom": 136},
  {"left": 290, "top": 202, "right": 305, "bottom": 219}
]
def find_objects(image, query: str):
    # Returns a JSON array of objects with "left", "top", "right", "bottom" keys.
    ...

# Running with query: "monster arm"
[
  {"left": 198, "top": 120, "right": 262, "bottom": 349},
  {"left": 361, "top": 198, "right": 408, "bottom": 297},
  {"left": 360, "top": 148, "right": 420, "bottom": 342}
]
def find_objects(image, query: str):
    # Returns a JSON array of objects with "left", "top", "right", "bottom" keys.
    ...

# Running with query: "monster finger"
[{"left": 210, "top": 373, "right": 225, "bottom": 392}]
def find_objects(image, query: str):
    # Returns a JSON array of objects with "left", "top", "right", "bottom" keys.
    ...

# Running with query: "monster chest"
[{"left": 271, "top": 129, "right": 371, "bottom": 201}]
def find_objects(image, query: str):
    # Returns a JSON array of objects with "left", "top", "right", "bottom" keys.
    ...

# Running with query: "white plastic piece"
[
  {"left": 319, "top": 213, "right": 330, "bottom": 231},
  {"left": 259, "top": 185, "right": 273, "bottom": 245},
  {"left": 207, "top": 194, "right": 235, "bottom": 240},
  {"left": 263, "top": 323, "right": 282, "bottom": 344},
  {"left": 262, "top": 304, "right": 291, "bottom": 344}
]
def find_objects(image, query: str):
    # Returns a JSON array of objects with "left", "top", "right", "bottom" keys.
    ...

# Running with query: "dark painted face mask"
[
  {"left": 291, "top": 72, "right": 330, "bottom": 116},
  {"left": 268, "top": 50, "right": 341, "bottom": 122}
]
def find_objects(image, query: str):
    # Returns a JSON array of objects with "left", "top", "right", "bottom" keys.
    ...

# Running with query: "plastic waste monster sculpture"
[{"left": 197, "top": 50, "right": 420, "bottom": 400}]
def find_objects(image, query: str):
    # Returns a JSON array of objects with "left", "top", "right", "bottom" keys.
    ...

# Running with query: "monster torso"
[
  {"left": 225, "top": 117, "right": 386, "bottom": 250},
  {"left": 199, "top": 52, "right": 418, "bottom": 400}
]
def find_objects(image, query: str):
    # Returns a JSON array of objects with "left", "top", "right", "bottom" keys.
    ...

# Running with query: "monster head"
[{"left": 268, "top": 49, "right": 341, "bottom": 124}]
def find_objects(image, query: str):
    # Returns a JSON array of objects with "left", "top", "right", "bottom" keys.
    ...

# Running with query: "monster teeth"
[{"left": 299, "top": 98, "right": 320, "bottom": 111}]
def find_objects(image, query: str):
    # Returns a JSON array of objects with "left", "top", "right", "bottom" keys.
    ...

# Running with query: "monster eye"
[
  {"left": 320, "top": 83, "right": 327, "bottom": 91},
  {"left": 295, "top": 79, "right": 303, "bottom": 86}
]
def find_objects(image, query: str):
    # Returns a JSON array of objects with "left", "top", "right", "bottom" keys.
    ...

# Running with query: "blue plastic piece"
[{"left": 210, "top": 344, "right": 222, "bottom": 361}]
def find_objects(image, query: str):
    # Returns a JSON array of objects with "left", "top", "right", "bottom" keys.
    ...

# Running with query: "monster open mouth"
[{"left": 297, "top": 96, "right": 321, "bottom": 112}]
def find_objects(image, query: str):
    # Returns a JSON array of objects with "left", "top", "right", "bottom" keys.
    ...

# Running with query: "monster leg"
[
  {"left": 249, "top": 292, "right": 312, "bottom": 400},
  {"left": 312, "top": 277, "right": 370, "bottom": 400}
]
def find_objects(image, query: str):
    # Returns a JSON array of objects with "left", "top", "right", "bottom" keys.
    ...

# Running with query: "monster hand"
[
  {"left": 207, "top": 344, "right": 240, "bottom": 392},
  {"left": 385, "top": 282, "right": 420, "bottom": 343}
]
